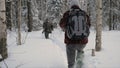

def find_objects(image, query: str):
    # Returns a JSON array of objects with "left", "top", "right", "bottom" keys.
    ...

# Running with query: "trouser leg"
[
  {"left": 66, "top": 44, "right": 76, "bottom": 68},
  {"left": 76, "top": 44, "right": 86, "bottom": 68},
  {"left": 76, "top": 44, "right": 86, "bottom": 60}
]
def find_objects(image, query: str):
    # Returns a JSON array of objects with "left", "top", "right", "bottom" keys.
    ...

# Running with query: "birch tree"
[
  {"left": 0, "top": 0, "right": 8, "bottom": 60},
  {"left": 95, "top": 0, "right": 102, "bottom": 51}
]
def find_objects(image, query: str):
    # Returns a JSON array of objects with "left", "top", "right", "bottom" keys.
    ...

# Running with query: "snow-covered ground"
[{"left": 0, "top": 29, "right": 120, "bottom": 68}]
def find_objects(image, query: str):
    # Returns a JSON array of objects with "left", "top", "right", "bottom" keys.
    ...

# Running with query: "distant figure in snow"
[{"left": 43, "top": 19, "right": 53, "bottom": 39}]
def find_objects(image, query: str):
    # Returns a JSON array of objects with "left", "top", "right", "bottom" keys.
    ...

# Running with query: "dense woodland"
[
  {"left": 4, "top": 0, "right": 120, "bottom": 31},
  {"left": 0, "top": 0, "right": 120, "bottom": 61}
]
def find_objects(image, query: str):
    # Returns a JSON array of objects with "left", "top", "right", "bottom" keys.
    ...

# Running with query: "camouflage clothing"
[
  {"left": 43, "top": 21, "right": 53, "bottom": 33},
  {"left": 43, "top": 21, "right": 53, "bottom": 39}
]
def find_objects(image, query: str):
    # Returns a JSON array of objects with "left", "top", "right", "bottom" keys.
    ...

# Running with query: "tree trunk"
[
  {"left": 109, "top": 0, "right": 112, "bottom": 30},
  {"left": 0, "top": 0, "right": 8, "bottom": 61},
  {"left": 27, "top": 0, "right": 33, "bottom": 32},
  {"left": 6, "top": 1, "right": 12, "bottom": 31},
  {"left": 17, "top": 0, "right": 22, "bottom": 45},
  {"left": 63, "top": 0, "right": 68, "bottom": 13},
  {"left": 95, "top": 0, "right": 102, "bottom": 51}
]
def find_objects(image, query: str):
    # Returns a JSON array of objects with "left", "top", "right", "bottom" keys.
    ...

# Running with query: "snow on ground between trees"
[{"left": 0, "top": 29, "right": 120, "bottom": 68}]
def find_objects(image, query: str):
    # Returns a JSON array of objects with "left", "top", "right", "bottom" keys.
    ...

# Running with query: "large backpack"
[{"left": 66, "top": 9, "right": 90, "bottom": 40}]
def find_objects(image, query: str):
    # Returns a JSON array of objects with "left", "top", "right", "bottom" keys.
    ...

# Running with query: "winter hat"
[{"left": 69, "top": 0, "right": 80, "bottom": 8}]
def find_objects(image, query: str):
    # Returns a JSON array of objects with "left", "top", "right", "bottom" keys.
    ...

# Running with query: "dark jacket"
[
  {"left": 43, "top": 21, "right": 53, "bottom": 33},
  {"left": 59, "top": 5, "right": 91, "bottom": 45}
]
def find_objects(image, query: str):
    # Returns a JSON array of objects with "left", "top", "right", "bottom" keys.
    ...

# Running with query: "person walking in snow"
[
  {"left": 43, "top": 19, "right": 53, "bottom": 39},
  {"left": 59, "top": 0, "right": 91, "bottom": 68}
]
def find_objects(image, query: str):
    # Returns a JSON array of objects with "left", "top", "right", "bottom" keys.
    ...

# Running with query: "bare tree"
[
  {"left": 17, "top": 0, "right": 22, "bottom": 45},
  {"left": 0, "top": 0, "right": 8, "bottom": 61},
  {"left": 109, "top": 0, "right": 112, "bottom": 30},
  {"left": 6, "top": 0, "right": 12, "bottom": 30},
  {"left": 95, "top": 0, "right": 102, "bottom": 51},
  {"left": 27, "top": 0, "right": 33, "bottom": 32}
]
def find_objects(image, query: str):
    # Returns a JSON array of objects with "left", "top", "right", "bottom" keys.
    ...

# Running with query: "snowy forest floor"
[{"left": 0, "top": 28, "right": 120, "bottom": 68}]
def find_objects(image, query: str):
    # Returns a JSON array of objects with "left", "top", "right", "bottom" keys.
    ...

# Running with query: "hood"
[
  {"left": 69, "top": 0, "right": 80, "bottom": 8},
  {"left": 71, "top": 5, "right": 80, "bottom": 9}
]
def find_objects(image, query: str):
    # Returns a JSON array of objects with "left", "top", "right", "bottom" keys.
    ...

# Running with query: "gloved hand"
[{"left": 80, "top": 37, "right": 88, "bottom": 44}]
